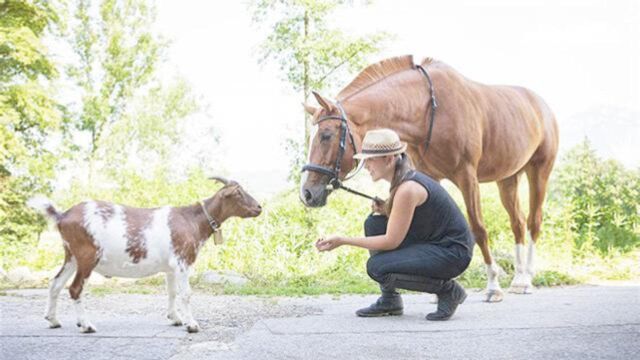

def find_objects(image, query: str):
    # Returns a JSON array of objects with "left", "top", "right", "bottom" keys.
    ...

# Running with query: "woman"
[{"left": 316, "top": 128, "right": 474, "bottom": 321}]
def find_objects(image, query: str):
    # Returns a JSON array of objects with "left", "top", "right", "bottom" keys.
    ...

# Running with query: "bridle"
[
  {"left": 301, "top": 63, "right": 437, "bottom": 202},
  {"left": 301, "top": 102, "right": 379, "bottom": 200}
]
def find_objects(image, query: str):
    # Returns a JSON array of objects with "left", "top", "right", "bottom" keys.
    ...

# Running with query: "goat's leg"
[
  {"left": 176, "top": 268, "right": 199, "bottom": 333},
  {"left": 45, "top": 254, "right": 77, "bottom": 328},
  {"left": 69, "top": 258, "right": 96, "bottom": 333},
  {"left": 165, "top": 272, "right": 183, "bottom": 326}
]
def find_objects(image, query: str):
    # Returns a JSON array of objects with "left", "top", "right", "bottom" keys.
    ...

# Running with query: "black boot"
[
  {"left": 426, "top": 280, "right": 467, "bottom": 321},
  {"left": 356, "top": 284, "right": 403, "bottom": 317}
]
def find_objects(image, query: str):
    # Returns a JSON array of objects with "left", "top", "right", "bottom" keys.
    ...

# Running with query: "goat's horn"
[{"left": 209, "top": 176, "right": 230, "bottom": 185}]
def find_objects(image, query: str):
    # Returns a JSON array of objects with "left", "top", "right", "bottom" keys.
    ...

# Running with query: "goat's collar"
[{"left": 199, "top": 201, "right": 220, "bottom": 232}]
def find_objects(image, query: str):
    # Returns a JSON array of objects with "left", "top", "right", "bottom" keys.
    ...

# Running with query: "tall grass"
[{"left": 2, "top": 141, "right": 638, "bottom": 294}]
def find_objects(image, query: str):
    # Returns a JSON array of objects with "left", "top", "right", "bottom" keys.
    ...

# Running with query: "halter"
[
  {"left": 301, "top": 64, "right": 437, "bottom": 202},
  {"left": 301, "top": 102, "right": 362, "bottom": 190}
]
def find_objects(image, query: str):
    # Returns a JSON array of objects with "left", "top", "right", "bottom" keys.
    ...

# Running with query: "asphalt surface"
[{"left": 1, "top": 284, "right": 639, "bottom": 359}]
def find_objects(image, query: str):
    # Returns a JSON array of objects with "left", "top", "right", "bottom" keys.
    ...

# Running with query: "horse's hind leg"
[
  {"left": 497, "top": 173, "right": 532, "bottom": 294},
  {"left": 45, "top": 249, "right": 77, "bottom": 328},
  {"left": 454, "top": 166, "right": 503, "bottom": 302},
  {"left": 524, "top": 154, "right": 556, "bottom": 285}
]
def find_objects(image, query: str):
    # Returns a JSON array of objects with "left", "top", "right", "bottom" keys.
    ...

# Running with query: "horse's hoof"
[
  {"left": 508, "top": 284, "right": 534, "bottom": 294},
  {"left": 484, "top": 289, "right": 504, "bottom": 302}
]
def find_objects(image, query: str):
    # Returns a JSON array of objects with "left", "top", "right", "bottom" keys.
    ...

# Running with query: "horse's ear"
[
  {"left": 303, "top": 102, "right": 318, "bottom": 116},
  {"left": 312, "top": 91, "right": 336, "bottom": 112}
]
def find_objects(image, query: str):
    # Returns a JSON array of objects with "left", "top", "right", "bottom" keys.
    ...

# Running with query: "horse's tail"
[{"left": 27, "top": 196, "right": 62, "bottom": 223}]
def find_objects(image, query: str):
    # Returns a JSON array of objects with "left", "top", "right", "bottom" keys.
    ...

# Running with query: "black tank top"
[{"left": 400, "top": 171, "right": 474, "bottom": 256}]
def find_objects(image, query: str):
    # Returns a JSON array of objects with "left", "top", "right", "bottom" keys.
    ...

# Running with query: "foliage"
[
  {"left": 67, "top": 0, "right": 161, "bottom": 148},
  {"left": 550, "top": 139, "right": 640, "bottom": 256},
  {"left": 249, "top": 0, "right": 391, "bottom": 181},
  {"left": 61, "top": 0, "right": 205, "bottom": 201},
  {"left": 0, "top": 0, "right": 63, "bottom": 254}
]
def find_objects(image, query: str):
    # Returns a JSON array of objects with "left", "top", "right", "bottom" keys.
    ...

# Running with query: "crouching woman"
[{"left": 316, "top": 128, "right": 474, "bottom": 321}]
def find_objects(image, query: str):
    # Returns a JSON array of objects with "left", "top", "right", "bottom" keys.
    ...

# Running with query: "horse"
[{"left": 300, "top": 55, "right": 559, "bottom": 302}]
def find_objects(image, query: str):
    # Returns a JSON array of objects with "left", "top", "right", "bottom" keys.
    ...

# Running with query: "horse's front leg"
[{"left": 454, "top": 167, "right": 504, "bottom": 302}]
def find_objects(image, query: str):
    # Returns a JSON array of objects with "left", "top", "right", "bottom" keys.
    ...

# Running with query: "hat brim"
[{"left": 353, "top": 142, "right": 407, "bottom": 160}]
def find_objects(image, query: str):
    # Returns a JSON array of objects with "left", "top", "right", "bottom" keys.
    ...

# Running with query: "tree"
[
  {"left": 0, "top": 0, "right": 63, "bottom": 258},
  {"left": 249, "top": 0, "right": 390, "bottom": 180},
  {"left": 64, "top": 0, "right": 203, "bottom": 194}
]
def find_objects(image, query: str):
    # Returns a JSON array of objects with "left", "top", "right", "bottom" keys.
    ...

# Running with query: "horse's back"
[{"left": 458, "top": 78, "right": 558, "bottom": 180}]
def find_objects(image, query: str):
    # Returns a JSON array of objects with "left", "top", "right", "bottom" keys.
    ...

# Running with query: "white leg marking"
[
  {"left": 485, "top": 262, "right": 504, "bottom": 302},
  {"left": 510, "top": 243, "right": 534, "bottom": 294},
  {"left": 486, "top": 262, "right": 501, "bottom": 291},
  {"left": 45, "top": 260, "right": 77, "bottom": 328},
  {"left": 166, "top": 272, "right": 182, "bottom": 326},
  {"left": 176, "top": 268, "right": 199, "bottom": 333},
  {"left": 74, "top": 299, "right": 96, "bottom": 333},
  {"left": 526, "top": 237, "right": 536, "bottom": 278}
]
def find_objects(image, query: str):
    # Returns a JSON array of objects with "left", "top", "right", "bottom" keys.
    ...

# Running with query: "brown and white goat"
[{"left": 28, "top": 177, "right": 261, "bottom": 333}]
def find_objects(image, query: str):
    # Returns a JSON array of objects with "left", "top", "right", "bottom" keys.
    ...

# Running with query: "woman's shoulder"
[{"left": 396, "top": 178, "right": 428, "bottom": 206}]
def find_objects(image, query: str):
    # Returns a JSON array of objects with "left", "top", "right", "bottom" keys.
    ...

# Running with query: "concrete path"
[{"left": 1, "top": 285, "right": 639, "bottom": 359}]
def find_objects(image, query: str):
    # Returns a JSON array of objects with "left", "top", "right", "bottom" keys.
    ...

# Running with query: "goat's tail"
[{"left": 27, "top": 196, "right": 62, "bottom": 223}]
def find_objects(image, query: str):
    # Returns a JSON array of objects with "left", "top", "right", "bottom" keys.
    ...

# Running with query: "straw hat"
[{"left": 353, "top": 128, "right": 407, "bottom": 160}]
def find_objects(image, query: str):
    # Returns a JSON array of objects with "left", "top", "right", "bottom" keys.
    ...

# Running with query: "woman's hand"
[
  {"left": 371, "top": 197, "right": 386, "bottom": 215},
  {"left": 315, "top": 235, "right": 344, "bottom": 252}
]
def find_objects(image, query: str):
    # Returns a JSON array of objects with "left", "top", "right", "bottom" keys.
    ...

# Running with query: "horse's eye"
[{"left": 320, "top": 133, "right": 332, "bottom": 142}]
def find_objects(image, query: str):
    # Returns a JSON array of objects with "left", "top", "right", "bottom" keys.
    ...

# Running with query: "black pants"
[{"left": 364, "top": 214, "right": 471, "bottom": 293}]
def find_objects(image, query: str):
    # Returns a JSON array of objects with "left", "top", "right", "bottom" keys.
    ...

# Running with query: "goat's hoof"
[
  {"left": 45, "top": 316, "right": 61, "bottom": 328},
  {"left": 80, "top": 325, "right": 97, "bottom": 333},
  {"left": 186, "top": 323, "right": 200, "bottom": 333},
  {"left": 76, "top": 322, "right": 81, "bottom": 327},
  {"left": 484, "top": 289, "right": 504, "bottom": 303},
  {"left": 167, "top": 314, "right": 183, "bottom": 326}
]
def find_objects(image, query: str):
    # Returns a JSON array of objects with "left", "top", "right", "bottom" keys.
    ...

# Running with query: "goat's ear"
[
  {"left": 303, "top": 102, "right": 318, "bottom": 116},
  {"left": 312, "top": 91, "right": 336, "bottom": 112}
]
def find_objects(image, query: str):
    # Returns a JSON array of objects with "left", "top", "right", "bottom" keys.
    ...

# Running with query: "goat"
[{"left": 28, "top": 177, "right": 261, "bottom": 333}]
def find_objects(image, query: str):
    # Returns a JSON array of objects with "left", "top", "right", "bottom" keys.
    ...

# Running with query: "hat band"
[{"left": 360, "top": 145, "right": 404, "bottom": 154}]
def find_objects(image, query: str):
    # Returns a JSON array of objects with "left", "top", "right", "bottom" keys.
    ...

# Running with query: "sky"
[{"left": 155, "top": 0, "right": 640, "bottom": 196}]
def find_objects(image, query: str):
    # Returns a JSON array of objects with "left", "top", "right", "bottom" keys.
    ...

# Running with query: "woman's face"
[{"left": 364, "top": 155, "right": 393, "bottom": 182}]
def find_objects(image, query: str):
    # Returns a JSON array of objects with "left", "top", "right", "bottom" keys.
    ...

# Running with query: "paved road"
[{"left": 1, "top": 285, "right": 639, "bottom": 359}]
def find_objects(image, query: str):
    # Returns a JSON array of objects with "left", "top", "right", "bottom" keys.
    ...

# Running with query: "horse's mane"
[{"left": 337, "top": 55, "right": 436, "bottom": 100}]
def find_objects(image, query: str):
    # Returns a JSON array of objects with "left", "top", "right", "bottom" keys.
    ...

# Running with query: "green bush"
[
  {"left": 4, "top": 141, "right": 640, "bottom": 293},
  {"left": 551, "top": 139, "right": 640, "bottom": 256}
]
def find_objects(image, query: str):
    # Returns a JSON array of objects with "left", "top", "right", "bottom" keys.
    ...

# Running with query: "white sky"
[{"left": 155, "top": 0, "right": 640, "bottom": 196}]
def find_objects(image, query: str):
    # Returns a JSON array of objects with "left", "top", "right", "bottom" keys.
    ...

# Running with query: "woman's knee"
[
  {"left": 366, "top": 255, "right": 386, "bottom": 283},
  {"left": 364, "top": 214, "right": 388, "bottom": 236}
]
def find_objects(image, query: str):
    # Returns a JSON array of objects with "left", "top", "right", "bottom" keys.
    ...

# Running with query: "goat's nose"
[{"left": 304, "top": 189, "right": 313, "bottom": 202}]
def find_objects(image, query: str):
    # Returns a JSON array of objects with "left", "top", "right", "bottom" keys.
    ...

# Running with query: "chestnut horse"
[{"left": 300, "top": 55, "right": 559, "bottom": 302}]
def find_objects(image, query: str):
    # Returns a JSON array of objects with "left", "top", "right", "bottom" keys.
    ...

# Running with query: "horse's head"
[{"left": 300, "top": 91, "right": 359, "bottom": 207}]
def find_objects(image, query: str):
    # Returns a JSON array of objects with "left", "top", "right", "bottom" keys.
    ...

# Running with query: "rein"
[{"left": 301, "top": 64, "right": 437, "bottom": 202}]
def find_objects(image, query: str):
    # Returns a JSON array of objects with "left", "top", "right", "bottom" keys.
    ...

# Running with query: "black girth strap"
[{"left": 415, "top": 64, "right": 438, "bottom": 152}]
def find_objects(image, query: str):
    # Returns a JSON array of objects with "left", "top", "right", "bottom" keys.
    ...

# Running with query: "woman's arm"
[{"left": 316, "top": 181, "right": 427, "bottom": 251}]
